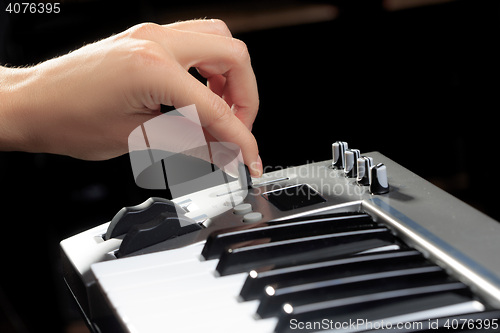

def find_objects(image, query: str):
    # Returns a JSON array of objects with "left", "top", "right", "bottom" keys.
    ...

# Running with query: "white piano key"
[
  {"left": 127, "top": 310, "right": 277, "bottom": 333},
  {"left": 93, "top": 243, "right": 209, "bottom": 290},
  {"left": 94, "top": 242, "right": 263, "bottom": 330},
  {"left": 108, "top": 271, "right": 247, "bottom": 308},
  {"left": 98, "top": 249, "right": 278, "bottom": 333},
  {"left": 121, "top": 290, "right": 277, "bottom": 333},
  {"left": 97, "top": 257, "right": 217, "bottom": 294},
  {"left": 91, "top": 242, "right": 206, "bottom": 278}
]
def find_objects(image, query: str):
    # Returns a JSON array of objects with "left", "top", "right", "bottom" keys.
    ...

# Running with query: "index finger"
[
  {"left": 170, "top": 32, "right": 259, "bottom": 129},
  {"left": 166, "top": 20, "right": 259, "bottom": 130},
  {"left": 165, "top": 67, "right": 262, "bottom": 177},
  {"left": 127, "top": 22, "right": 261, "bottom": 175}
]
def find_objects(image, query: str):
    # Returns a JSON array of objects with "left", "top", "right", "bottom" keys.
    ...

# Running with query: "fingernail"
[{"left": 250, "top": 155, "right": 263, "bottom": 178}]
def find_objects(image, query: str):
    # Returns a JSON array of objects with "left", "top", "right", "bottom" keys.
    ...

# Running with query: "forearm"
[
  {"left": 1, "top": 51, "right": 140, "bottom": 159},
  {"left": 0, "top": 61, "right": 98, "bottom": 157},
  {"left": 0, "top": 65, "right": 38, "bottom": 152}
]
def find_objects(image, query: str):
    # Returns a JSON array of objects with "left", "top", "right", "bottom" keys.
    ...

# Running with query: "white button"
[
  {"left": 243, "top": 212, "right": 263, "bottom": 223},
  {"left": 233, "top": 203, "right": 252, "bottom": 215}
]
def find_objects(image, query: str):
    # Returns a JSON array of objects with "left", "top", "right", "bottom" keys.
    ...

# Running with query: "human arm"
[{"left": 0, "top": 19, "right": 262, "bottom": 176}]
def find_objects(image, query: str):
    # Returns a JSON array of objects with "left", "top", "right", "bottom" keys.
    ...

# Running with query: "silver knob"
[
  {"left": 344, "top": 149, "right": 360, "bottom": 178},
  {"left": 332, "top": 141, "right": 348, "bottom": 169},
  {"left": 357, "top": 156, "right": 374, "bottom": 186}
]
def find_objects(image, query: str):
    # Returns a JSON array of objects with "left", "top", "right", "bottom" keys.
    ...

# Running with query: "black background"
[{"left": 1, "top": 0, "right": 499, "bottom": 331}]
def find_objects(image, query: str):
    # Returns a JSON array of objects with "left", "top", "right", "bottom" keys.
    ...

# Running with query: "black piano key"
[
  {"left": 282, "top": 292, "right": 479, "bottom": 333},
  {"left": 201, "top": 213, "right": 376, "bottom": 260},
  {"left": 257, "top": 265, "right": 447, "bottom": 319},
  {"left": 321, "top": 293, "right": 477, "bottom": 332},
  {"left": 344, "top": 293, "right": 479, "bottom": 330},
  {"left": 265, "top": 212, "right": 373, "bottom": 226},
  {"left": 275, "top": 282, "right": 469, "bottom": 333},
  {"left": 215, "top": 228, "right": 396, "bottom": 276},
  {"left": 239, "top": 249, "right": 424, "bottom": 301}
]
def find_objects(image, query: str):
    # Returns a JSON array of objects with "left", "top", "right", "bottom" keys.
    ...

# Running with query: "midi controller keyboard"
[{"left": 60, "top": 142, "right": 500, "bottom": 332}]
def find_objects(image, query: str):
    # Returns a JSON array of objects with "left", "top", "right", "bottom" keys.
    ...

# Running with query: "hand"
[{"left": 0, "top": 19, "right": 262, "bottom": 176}]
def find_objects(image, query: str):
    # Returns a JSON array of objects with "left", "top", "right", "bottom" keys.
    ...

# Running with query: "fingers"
[
  {"left": 165, "top": 20, "right": 250, "bottom": 127},
  {"left": 205, "top": 74, "right": 226, "bottom": 100},
  {"left": 163, "top": 67, "right": 261, "bottom": 176},
  {"left": 166, "top": 30, "right": 259, "bottom": 129},
  {"left": 125, "top": 21, "right": 259, "bottom": 130},
  {"left": 123, "top": 20, "right": 262, "bottom": 176},
  {"left": 165, "top": 19, "right": 233, "bottom": 38}
]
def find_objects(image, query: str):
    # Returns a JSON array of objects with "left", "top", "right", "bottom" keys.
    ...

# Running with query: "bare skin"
[{"left": 0, "top": 19, "right": 263, "bottom": 177}]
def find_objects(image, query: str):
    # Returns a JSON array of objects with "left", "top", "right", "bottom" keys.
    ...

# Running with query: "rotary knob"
[
  {"left": 344, "top": 149, "right": 360, "bottom": 178},
  {"left": 332, "top": 141, "right": 348, "bottom": 169},
  {"left": 357, "top": 156, "right": 374, "bottom": 186},
  {"left": 369, "top": 163, "right": 390, "bottom": 195}
]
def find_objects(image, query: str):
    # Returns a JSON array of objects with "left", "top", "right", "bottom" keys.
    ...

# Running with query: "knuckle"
[
  {"left": 127, "top": 22, "right": 162, "bottom": 38},
  {"left": 210, "top": 19, "right": 232, "bottom": 37},
  {"left": 207, "top": 96, "right": 231, "bottom": 126},
  {"left": 230, "top": 38, "right": 251, "bottom": 64}
]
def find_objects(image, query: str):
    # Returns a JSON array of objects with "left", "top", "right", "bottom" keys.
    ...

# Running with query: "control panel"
[
  {"left": 100, "top": 141, "right": 392, "bottom": 257},
  {"left": 60, "top": 141, "right": 500, "bottom": 333}
]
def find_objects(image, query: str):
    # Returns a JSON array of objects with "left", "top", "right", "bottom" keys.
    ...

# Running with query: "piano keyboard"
[
  {"left": 61, "top": 150, "right": 500, "bottom": 332},
  {"left": 90, "top": 212, "right": 498, "bottom": 333}
]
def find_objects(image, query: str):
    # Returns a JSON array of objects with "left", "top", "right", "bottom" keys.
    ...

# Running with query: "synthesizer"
[{"left": 60, "top": 142, "right": 500, "bottom": 332}]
